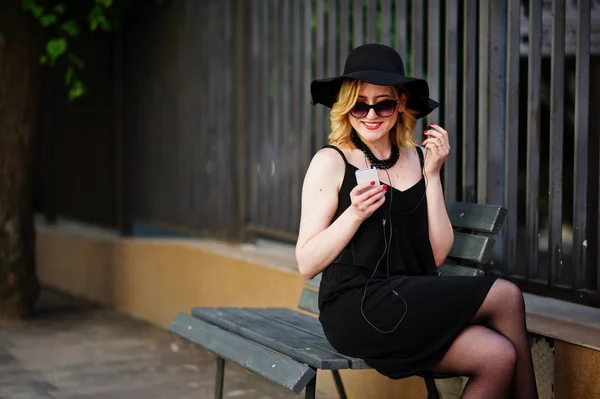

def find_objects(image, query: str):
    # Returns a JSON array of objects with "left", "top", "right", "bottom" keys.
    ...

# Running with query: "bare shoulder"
[
  {"left": 310, "top": 146, "right": 346, "bottom": 169},
  {"left": 305, "top": 148, "right": 346, "bottom": 193}
]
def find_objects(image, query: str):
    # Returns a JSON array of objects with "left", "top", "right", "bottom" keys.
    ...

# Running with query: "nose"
[{"left": 365, "top": 107, "right": 378, "bottom": 119}]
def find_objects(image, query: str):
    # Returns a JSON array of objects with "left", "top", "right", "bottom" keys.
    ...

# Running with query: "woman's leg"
[
  {"left": 430, "top": 325, "right": 516, "bottom": 399},
  {"left": 471, "top": 278, "right": 538, "bottom": 399}
]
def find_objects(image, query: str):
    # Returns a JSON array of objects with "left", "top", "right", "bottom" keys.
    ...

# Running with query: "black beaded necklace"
[{"left": 350, "top": 130, "right": 399, "bottom": 170}]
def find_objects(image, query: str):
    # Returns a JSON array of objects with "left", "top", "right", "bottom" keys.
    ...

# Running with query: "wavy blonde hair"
[{"left": 328, "top": 79, "right": 419, "bottom": 149}]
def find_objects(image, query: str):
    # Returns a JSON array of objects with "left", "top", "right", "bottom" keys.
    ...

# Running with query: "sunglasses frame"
[{"left": 350, "top": 99, "right": 399, "bottom": 118}]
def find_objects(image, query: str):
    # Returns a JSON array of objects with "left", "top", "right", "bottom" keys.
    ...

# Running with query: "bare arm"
[
  {"left": 421, "top": 124, "right": 454, "bottom": 266},
  {"left": 295, "top": 148, "right": 387, "bottom": 279},
  {"left": 423, "top": 171, "right": 454, "bottom": 266}
]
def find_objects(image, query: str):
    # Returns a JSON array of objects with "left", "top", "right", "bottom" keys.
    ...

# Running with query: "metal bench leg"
[
  {"left": 424, "top": 377, "right": 440, "bottom": 399},
  {"left": 331, "top": 370, "right": 348, "bottom": 399},
  {"left": 304, "top": 373, "right": 317, "bottom": 399},
  {"left": 215, "top": 357, "right": 225, "bottom": 399}
]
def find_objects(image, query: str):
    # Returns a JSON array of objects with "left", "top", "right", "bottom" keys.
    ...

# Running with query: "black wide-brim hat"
[{"left": 310, "top": 43, "right": 439, "bottom": 119}]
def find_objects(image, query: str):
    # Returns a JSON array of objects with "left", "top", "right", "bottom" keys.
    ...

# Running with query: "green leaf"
[
  {"left": 65, "top": 67, "right": 74, "bottom": 85},
  {"left": 53, "top": 3, "right": 66, "bottom": 14},
  {"left": 46, "top": 38, "right": 67, "bottom": 61},
  {"left": 95, "top": 0, "right": 113, "bottom": 8},
  {"left": 68, "top": 54, "right": 85, "bottom": 70},
  {"left": 68, "top": 80, "right": 86, "bottom": 101},
  {"left": 89, "top": 5, "right": 102, "bottom": 30},
  {"left": 99, "top": 16, "right": 111, "bottom": 31},
  {"left": 40, "top": 14, "right": 57, "bottom": 27},
  {"left": 32, "top": 4, "right": 43, "bottom": 17},
  {"left": 22, "top": 0, "right": 35, "bottom": 11},
  {"left": 40, "top": 55, "right": 48, "bottom": 65},
  {"left": 61, "top": 20, "right": 79, "bottom": 37}
]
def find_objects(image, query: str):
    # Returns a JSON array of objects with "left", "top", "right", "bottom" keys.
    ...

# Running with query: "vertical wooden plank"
[
  {"left": 462, "top": 0, "right": 477, "bottom": 203},
  {"left": 328, "top": 0, "right": 338, "bottom": 78},
  {"left": 302, "top": 0, "right": 313, "bottom": 174},
  {"left": 248, "top": 0, "right": 260, "bottom": 229},
  {"left": 326, "top": 0, "right": 338, "bottom": 145},
  {"left": 477, "top": 0, "right": 507, "bottom": 206},
  {"left": 442, "top": 0, "right": 457, "bottom": 201},
  {"left": 477, "top": 0, "right": 490, "bottom": 204},
  {"left": 504, "top": 0, "right": 520, "bottom": 274},
  {"left": 353, "top": 0, "right": 363, "bottom": 47},
  {"left": 526, "top": 0, "right": 541, "bottom": 279},
  {"left": 573, "top": 0, "right": 590, "bottom": 289},
  {"left": 292, "top": 0, "right": 302, "bottom": 233},
  {"left": 339, "top": 0, "right": 350, "bottom": 66},
  {"left": 114, "top": 28, "right": 128, "bottom": 235},
  {"left": 548, "top": 0, "right": 565, "bottom": 285},
  {"left": 207, "top": 0, "right": 218, "bottom": 230},
  {"left": 428, "top": 0, "right": 441, "bottom": 124},
  {"left": 380, "top": 0, "right": 392, "bottom": 46},
  {"left": 280, "top": 0, "right": 291, "bottom": 232},
  {"left": 478, "top": 0, "right": 507, "bottom": 267},
  {"left": 270, "top": 0, "right": 281, "bottom": 229},
  {"left": 228, "top": 0, "right": 238, "bottom": 236},
  {"left": 314, "top": 0, "right": 326, "bottom": 149},
  {"left": 235, "top": 0, "right": 247, "bottom": 239},
  {"left": 411, "top": 0, "right": 424, "bottom": 137},
  {"left": 197, "top": 2, "right": 208, "bottom": 227},
  {"left": 221, "top": 0, "right": 233, "bottom": 233},
  {"left": 366, "top": 0, "right": 377, "bottom": 43},
  {"left": 259, "top": 1, "right": 270, "bottom": 226},
  {"left": 395, "top": 0, "right": 407, "bottom": 57}
]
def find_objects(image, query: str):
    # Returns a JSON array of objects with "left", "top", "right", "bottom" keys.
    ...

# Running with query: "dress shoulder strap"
[
  {"left": 416, "top": 146, "right": 425, "bottom": 168},
  {"left": 322, "top": 145, "right": 350, "bottom": 166}
]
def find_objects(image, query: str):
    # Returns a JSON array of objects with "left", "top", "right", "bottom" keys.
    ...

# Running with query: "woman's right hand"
[{"left": 348, "top": 182, "right": 387, "bottom": 222}]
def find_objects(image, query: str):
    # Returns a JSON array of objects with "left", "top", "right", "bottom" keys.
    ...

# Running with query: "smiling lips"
[{"left": 362, "top": 122, "right": 383, "bottom": 130}]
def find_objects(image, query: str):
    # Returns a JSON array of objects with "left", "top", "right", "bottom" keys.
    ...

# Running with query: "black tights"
[{"left": 430, "top": 279, "right": 539, "bottom": 399}]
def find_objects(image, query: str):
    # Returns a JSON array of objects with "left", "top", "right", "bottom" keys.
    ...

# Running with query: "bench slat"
[
  {"left": 445, "top": 201, "right": 507, "bottom": 234},
  {"left": 169, "top": 312, "right": 316, "bottom": 394},
  {"left": 439, "top": 264, "right": 484, "bottom": 277},
  {"left": 298, "top": 288, "right": 320, "bottom": 315},
  {"left": 248, "top": 308, "right": 371, "bottom": 370},
  {"left": 305, "top": 275, "right": 321, "bottom": 289},
  {"left": 191, "top": 307, "right": 349, "bottom": 370},
  {"left": 448, "top": 232, "right": 495, "bottom": 264}
]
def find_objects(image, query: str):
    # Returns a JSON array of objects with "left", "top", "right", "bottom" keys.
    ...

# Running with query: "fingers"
[
  {"left": 350, "top": 184, "right": 387, "bottom": 216},
  {"left": 423, "top": 123, "right": 450, "bottom": 150}
]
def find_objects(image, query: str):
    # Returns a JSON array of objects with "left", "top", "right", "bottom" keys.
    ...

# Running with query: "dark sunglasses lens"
[
  {"left": 350, "top": 103, "right": 370, "bottom": 118},
  {"left": 374, "top": 100, "right": 397, "bottom": 117}
]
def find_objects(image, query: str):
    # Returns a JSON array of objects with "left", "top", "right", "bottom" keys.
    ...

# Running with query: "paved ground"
[{"left": 0, "top": 289, "right": 327, "bottom": 399}]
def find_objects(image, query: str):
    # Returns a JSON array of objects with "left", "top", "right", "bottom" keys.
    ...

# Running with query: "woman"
[{"left": 295, "top": 44, "right": 538, "bottom": 399}]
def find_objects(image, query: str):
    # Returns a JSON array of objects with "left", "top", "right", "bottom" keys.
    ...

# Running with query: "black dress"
[{"left": 317, "top": 145, "right": 497, "bottom": 379}]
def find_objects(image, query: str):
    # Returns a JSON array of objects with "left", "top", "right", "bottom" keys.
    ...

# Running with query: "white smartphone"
[{"left": 355, "top": 167, "right": 380, "bottom": 191}]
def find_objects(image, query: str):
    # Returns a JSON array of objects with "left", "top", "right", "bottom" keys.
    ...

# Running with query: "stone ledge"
[{"left": 524, "top": 293, "right": 600, "bottom": 350}]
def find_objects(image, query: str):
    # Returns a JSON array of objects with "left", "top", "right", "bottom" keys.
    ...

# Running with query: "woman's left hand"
[{"left": 421, "top": 123, "right": 450, "bottom": 177}]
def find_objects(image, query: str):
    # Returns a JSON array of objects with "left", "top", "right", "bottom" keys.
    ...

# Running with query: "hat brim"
[{"left": 310, "top": 70, "right": 439, "bottom": 119}]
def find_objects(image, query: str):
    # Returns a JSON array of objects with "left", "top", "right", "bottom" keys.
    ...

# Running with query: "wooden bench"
[{"left": 169, "top": 201, "right": 507, "bottom": 399}]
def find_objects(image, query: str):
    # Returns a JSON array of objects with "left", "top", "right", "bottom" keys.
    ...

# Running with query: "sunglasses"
[{"left": 350, "top": 99, "right": 398, "bottom": 118}]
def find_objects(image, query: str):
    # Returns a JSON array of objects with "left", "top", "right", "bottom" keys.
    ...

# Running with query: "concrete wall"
[{"left": 36, "top": 222, "right": 600, "bottom": 398}]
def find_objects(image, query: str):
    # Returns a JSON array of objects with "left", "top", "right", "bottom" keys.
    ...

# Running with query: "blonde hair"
[{"left": 328, "top": 79, "right": 419, "bottom": 149}]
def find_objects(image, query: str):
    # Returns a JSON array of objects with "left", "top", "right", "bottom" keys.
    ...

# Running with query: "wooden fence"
[{"left": 36, "top": 0, "right": 600, "bottom": 308}]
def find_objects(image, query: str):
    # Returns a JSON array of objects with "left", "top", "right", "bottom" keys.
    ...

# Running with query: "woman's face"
[{"left": 348, "top": 83, "right": 405, "bottom": 143}]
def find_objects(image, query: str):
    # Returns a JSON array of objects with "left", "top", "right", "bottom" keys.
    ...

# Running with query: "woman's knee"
[
  {"left": 480, "top": 336, "right": 517, "bottom": 376},
  {"left": 482, "top": 279, "right": 525, "bottom": 317},
  {"left": 496, "top": 279, "right": 525, "bottom": 311}
]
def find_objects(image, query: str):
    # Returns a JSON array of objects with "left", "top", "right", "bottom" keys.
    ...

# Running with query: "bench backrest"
[{"left": 298, "top": 201, "right": 507, "bottom": 315}]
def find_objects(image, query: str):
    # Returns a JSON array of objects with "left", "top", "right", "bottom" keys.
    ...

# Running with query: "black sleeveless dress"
[{"left": 317, "top": 145, "right": 497, "bottom": 379}]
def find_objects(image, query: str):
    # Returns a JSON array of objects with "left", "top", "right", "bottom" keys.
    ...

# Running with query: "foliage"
[{"left": 22, "top": 0, "right": 165, "bottom": 101}]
